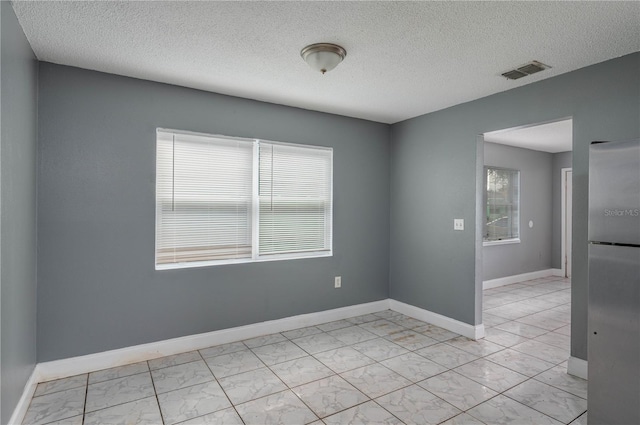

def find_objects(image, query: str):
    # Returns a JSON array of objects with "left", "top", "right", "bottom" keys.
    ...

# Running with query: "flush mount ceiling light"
[{"left": 300, "top": 43, "right": 347, "bottom": 74}]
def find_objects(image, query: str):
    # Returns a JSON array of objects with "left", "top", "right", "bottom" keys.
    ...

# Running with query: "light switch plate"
[
  {"left": 335, "top": 276, "right": 342, "bottom": 288},
  {"left": 454, "top": 219, "right": 464, "bottom": 230}
]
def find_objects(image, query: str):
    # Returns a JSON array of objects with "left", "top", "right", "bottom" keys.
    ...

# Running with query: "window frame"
[
  {"left": 155, "top": 128, "right": 333, "bottom": 270},
  {"left": 483, "top": 166, "right": 521, "bottom": 246}
]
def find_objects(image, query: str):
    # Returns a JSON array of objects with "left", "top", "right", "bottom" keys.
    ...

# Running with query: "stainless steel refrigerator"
[{"left": 588, "top": 139, "right": 640, "bottom": 425}]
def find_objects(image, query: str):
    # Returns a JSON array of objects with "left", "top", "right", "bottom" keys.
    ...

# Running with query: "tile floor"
[{"left": 22, "top": 276, "right": 587, "bottom": 425}]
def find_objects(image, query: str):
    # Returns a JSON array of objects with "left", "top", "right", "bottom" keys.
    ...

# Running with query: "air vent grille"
[
  {"left": 501, "top": 70, "right": 528, "bottom": 80},
  {"left": 502, "top": 61, "right": 550, "bottom": 80}
]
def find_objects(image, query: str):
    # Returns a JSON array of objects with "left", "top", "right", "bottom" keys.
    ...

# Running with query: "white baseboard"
[
  {"left": 567, "top": 356, "right": 588, "bottom": 380},
  {"left": 35, "top": 299, "right": 389, "bottom": 383},
  {"left": 389, "top": 299, "right": 484, "bottom": 340},
  {"left": 551, "top": 268, "right": 564, "bottom": 277},
  {"left": 8, "top": 366, "right": 39, "bottom": 425},
  {"left": 483, "top": 268, "right": 559, "bottom": 289},
  {"left": 12, "top": 297, "right": 483, "bottom": 423}
]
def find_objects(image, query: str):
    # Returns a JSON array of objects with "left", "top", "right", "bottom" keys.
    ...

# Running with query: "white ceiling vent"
[{"left": 502, "top": 61, "right": 550, "bottom": 80}]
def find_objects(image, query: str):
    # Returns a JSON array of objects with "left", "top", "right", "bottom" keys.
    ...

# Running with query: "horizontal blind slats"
[{"left": 156, "top": 130, "right": 253, "bottom": 265}]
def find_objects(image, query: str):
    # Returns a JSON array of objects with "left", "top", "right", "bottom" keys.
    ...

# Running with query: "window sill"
[
  {"left": 156, "top": 250, "right": 333, "bottom": 270},
  {"left": 483, "top": 238, "right": 521, "bottom": 247}
]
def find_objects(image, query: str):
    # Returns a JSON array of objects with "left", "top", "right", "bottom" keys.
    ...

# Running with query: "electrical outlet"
[
  {"left": 454, "top": 219, "right": 464, "bottom": 230},
  {"left": 334, "top": 276, "right": 342, "bottom": 288}
]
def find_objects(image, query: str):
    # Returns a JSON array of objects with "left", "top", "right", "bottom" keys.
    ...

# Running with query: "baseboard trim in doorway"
[
  {"left": 483, "top": 268, "right": 563, "bottom": 289},
  {"left": 567, "top": 356, "right": 588, "bottom": 380},
  {"left": 389, "top": 299, "right": 484, "bottom": 340}
]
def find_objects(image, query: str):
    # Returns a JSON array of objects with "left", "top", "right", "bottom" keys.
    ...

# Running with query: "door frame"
[{"left": 561, "top": 168, "right": 572, "bottom": 278}]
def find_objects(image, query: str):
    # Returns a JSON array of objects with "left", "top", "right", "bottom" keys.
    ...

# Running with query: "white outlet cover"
[
  {"left": 454, "top": 219, "right": 464, "bottom": 230},
  {"left": 529, "top": 220, "right": 534, "bottom": 228}
]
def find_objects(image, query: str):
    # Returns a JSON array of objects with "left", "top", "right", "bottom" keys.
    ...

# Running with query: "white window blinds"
[
  {"left": 259, "top": 142, "right": 333, "bottom": 256},
  {"left": 156, "top": 129, "right": 332, "bottom": 269},
  {"left": 156, "top": 130, "right": 254, "bottom": 266}
]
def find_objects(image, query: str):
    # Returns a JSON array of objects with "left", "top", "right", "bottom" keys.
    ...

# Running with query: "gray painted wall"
[
  {"left": 390, "top": 52, "right": 639, "bottom": 361},
  {"left": 551, "top": 151, "right": 572, "bottom": 270},
  {"left": 483, "top": 142, "right": 553, "bottom": 281},
  {"left": 37, "top": 63, "right": 390, "bottom": 362},
  {"left": 0, "top": 3, "right": 38, "bottom": 424}
]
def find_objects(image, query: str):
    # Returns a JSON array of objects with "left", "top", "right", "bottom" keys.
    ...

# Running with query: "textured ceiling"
[
  {"left": 484, "top": 119, "right": 573, "bottom": 153},
  {"left": 12, "top": 1, "right": 640, "bottom": 124}
]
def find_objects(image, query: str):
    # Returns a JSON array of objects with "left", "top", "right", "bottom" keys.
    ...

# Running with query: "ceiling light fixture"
[{"left": 300, "top": 43, "right": 347, "bottom": 74}]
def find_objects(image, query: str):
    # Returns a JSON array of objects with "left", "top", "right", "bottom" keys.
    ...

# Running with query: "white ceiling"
[
  {"left": 12, "top": 1, "right": 640, "bottom": 124},
  {"left": 484, "top": 119, "right": 573, "bottom": 153}
]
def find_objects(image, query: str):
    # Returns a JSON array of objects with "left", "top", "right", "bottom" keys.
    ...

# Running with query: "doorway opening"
[{"left": 476, "top": 118, "right": 573, "bottom": 333}]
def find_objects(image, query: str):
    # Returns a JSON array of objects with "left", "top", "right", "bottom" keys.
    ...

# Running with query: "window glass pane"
[
  {"left": 156, "top": 131, "right": 253, "bottom": 266},
  {"left": 485, "top": 167, "right": 520, "bottom": 241},
  {"left": 156, "top": 130, "right": 333, "bottom": 268},
  {"left": 259, "top": 142, "right": 332, "bottom": 256}
]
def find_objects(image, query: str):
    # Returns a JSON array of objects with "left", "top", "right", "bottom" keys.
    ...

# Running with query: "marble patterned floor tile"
[
  {"left": 511, "top": 340, "right": 569, "bottom": 364},
  {"left": 33, "top": 374, "right": 87, "bottom": 397},
  {"left": 388, "top": 316, "right": 428, "bottom": 329},
  {"left": 323, "top": 400, "right": 402, "bottom": 425},
  {"left": 88, "top": 361, "right": 150, "bottom": 384},
  {"left": 291, "top": 333, "right": 345, "bottom": 354},
  {"left": 554, "top": 324, "right": 571, "bottom": 336},
  {"left": 374, "top": 310, "right": 404, "bottom": 320},
  {"left": 358, "top": 319, "right": 406, "bottom": 336},
  {"left": 533, "top": 365, "right": 588, "bottom": 399},
  {"left": 534, "top": 331, "right": 571, "bottom": 350},
  {"left": 482, "top": 313, "right": 510, "bottom": 328},
  {"left": 418, "top": 371, "right": 498, "bottom": 410},
  {"left": 282, "top": 326, "right": 323, "bottom": 339},
  {"left": 350, "top": 337, "right": 409, "bottom": 361},
  {"left": 148, "top": 350, "right": 202, "bottom": 370},
  {"left": 376, "top": 384, "right": 461, "bottom": 425},
  {"left": 485, "top": 349, "right": 555, "bottom": 377},
  {"left": 412, "top": 324, "right": 459, "bottom": 341},
  {"left": 416, "top": 343, "right": 479, "bottom": 368},
  {"left": 218, "top": 367, "right": 287, "bottom": 405},
  {"left": 444, "top": 336, "right": 504, "bottom": 357},
  {"left": 494, "top": 321, "right": 548, "bottom": 338},
  {"left": 312, "top": 346, "right": 375, "bottom": 374},
  {"left": 22, "top": 387, "right": 85, "bottom": 425},
  {"left": 151, "top": 359, "right": 214, "bottom": 393},
  {"left": 516, "top": 314, "right": 567, "bottom": 331},
  {"left": 572, "top": 412, "right": 588, "bottom": 425},
  {"left": 466, "top": 395, "right": 562, "bottom": 425},
  {"left": 292, "top": 375, "right": 368, "bottom": 418},
  {"left": 327, "top": 325, "right": 377, "bottom": 345},
  {"left": 84, "top": 396, "right": 162, "bottom": 425},
  {"left": 504, "top": 379, "right": 588, "bottom": 423},
  {"left": 384, "top": 329, "right": 438, "bottom": 350},
  {"left": 42, "top": 415, "right": 83, "bottom": 425},
  {"left": 85, "top": 372, "right": 155, "bottom": 412},
  {"left": 177, "top": 407, "right": 244, "bottom": 425},
  {"left": 380, "top": 352, "right": 448, "bottom": 381},
  {"left": 203, "top": 349, "right": 264, "bottom": 378},
  {"left": 316, "top": 319, "right": 353, "bottom": 332},
  {"left": 156, "top": 380, "right": 231, "bottom": 425},
  {"left": 440, "top": 412, "right": 487, "bottom": 425},
  {"left": 199, "top": 341, "right": 247, "bottom": 358},
  {"left": 251, "top": 340, "right": 307, "bottom": 365},
  {"left": 235, "top": 390, "right": 318, "bottom": 425},
  {"left": 345, "top": 313, "right": 380, "bottom": 325},
  {"left": 243, "top": 333, "right": 287, "bottom": 348},
  {"left": 483, "top": 328, "right": 529, "bottom": 348},
  {"left": 270, "top": 355, "right": 334, "bottom": 387},
  {"left": 453, "top": 359, "right": 528, "bottom": 392},
  {"left": 341, "top": 363, "right": 412, "bottom": 398}
]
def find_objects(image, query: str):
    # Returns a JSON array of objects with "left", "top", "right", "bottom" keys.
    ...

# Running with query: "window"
[
  {"left": 156, "top": 129, "right": 332, "bottom": 269},
  {"left": 484, "top": 167, "right": 520, "bottom": 243}
]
